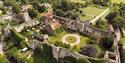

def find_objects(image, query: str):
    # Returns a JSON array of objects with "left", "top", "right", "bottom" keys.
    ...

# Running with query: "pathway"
[{"left": 90, "top": 7, "right": 110, "bottom": 23}]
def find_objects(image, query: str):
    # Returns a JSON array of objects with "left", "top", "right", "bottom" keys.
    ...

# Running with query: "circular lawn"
[
  {"left": 66, "top": 36, "right": 77, "bottom": 43},
  {"left": 62, "top": 34, "right": 80, "bottom": 46}
]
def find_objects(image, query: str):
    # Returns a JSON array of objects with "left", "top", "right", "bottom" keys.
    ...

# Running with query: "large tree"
[
  {"left": 112, "top": 16, "right": 124, "bottom": 29},
  {"left": 93, "top": 0, "right": 110, "bottom": 6},
  {"left": 55, "top": 9, "right": 65, "bottom": 17},
  {"left": 100, "top": 36, "right": 113, "bottom": 50},
  {"left": 28, "top": 8, "right": 38, "bottom": 19},
  {"left": 38, "top": 6, "right": 46, "bottom": 13},
  {"left": 105, "top": 11, "right": 119, "bottom": 23},
  {"left": 11, "top": 2, "right": 21, "bottom": 14}
]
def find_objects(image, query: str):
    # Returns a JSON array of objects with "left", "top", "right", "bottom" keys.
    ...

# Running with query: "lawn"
[
  {"left": 70, "top": 0, "right": 85, "bottom": 3},
  {"left": 66, "top": 36, "right": 77, "bottom": 43},
  {"left": 111, "top": 0, "right": 125, "bottom": 3},
  {"left": 80, "top": 6, "right": 106, "bottom": 21},
  {"left": 80, "top": 15, "right": 94, "bottom": 21},
  {"left": 48, "top": 31, "right": 69, "bottom": 43},
  {"left": 79, "top": 35, "right": 92, "bottom": 48},
  {"left": 48, "top": 30, "right": 93, "bottom": 51},
  {"left": 120, "top": 37, "right": 125, "bottom": 45},
  {"left": 80, "top": 6, "right": 106, "bottom": 16}
]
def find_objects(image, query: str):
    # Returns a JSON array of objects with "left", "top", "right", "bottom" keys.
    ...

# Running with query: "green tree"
[
  {"left": 28, "top": 8, "right": 38, "bottom": 19},
  {"left": 0, "top": 56, "right": 9, "bottom": 63},
  {"left": 32, "top": 1, "right": 40, "bottom": 10},
  {"left": 100, "top": 36, "right": 113, "bottom": 50},
  {"left": 38, "top": 6, "right": 46, "bottom": 13},
  {"left": 11, "top": 2, "right": 21, "bottom": 14},
  {"left": 0, "top": 7, "right": 7, "bottom": 14},
  {"left": 95, "top": 19, "right": 108, "bottom": 30},
  {"left": 55, "top": 9, "right": 64, "bottom": 17},
  {"left": 112, "top": 16, "right": 124, "bottom": 29},
  {"left": 105, "top": 11, "right": 118, "bottom": 23}
]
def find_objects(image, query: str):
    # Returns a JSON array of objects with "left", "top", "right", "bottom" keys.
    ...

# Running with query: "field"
[
  {"left": 80, "top": 6, "right": 106, "bottom": 21},
  {"left": 48, "top": 31, "right": 69, "bottom": 43},
  {"left": 80, "top": 6, "right": 106, "bottom": 16},
  {"left": 120, "top": 36, "right": 125, "bottom": 45},
  {"left": 111, "top": 0, "right": 125, "bottom": 3},
  {"left": 80, "top": 15, "right": 94, "bottom": 21},
  {"left": 70, "top": 0, "right": 84, "bottom": 3}
]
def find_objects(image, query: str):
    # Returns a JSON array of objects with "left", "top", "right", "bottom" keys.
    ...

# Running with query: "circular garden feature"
[
  {"left": 66, "top": 36, "right": 77, "bottom": 43},
  {"left": 62, "top": 34, "right": 80, "bottom": 46}
]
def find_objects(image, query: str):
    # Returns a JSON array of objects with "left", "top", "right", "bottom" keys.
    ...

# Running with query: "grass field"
[
  {"left": 111, "top": 0, "right": 125, "bottom": 3},
  {"left": 80, "top": 6, "right": 106, "bottom": 16},
  {"left": 80, "top": 15, "right": 94, "bottom": 21},
  {"left": 70, "top": 0, "right": 85, "bottom": 3},
  {"left": 120, "top": 37, "right": 125, "bottom": 45},
  {"left": 80, "top": 6, "right": 106, "bottom": 21},
  {"left": 48, "top": 31, "right": 69, "bottom": 43}
]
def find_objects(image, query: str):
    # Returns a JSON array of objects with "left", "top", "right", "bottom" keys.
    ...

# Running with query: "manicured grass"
[
  {"left": 79, "top": 36, "right": 92, "bottom": 48},
  {"left": 48, "top": 30, "right": 92, "bottom": 51},
  {"left": 80, "top": 6, "right": 106, "bottom": 16},
  {"left": 66, "top": 36, "right": 77, "bottom": 43},
  {"left": 120, "top": 37, "right": 125, "bottom": 45},
  {"left": 111, "top": 0, "right": 125, "bottom": 3},
  {"left": 93, "top": 44, "right": 104, "bottom": 57},
  {"left": 48, "top": 31, "right": 69, "bottom": 43},
  {"left": 80, "top": 15, "right": 93, "bottom": 21},
  {"left": 0, "top": 55, "right": 8, "bottom": 63},
  {"left": 70, "top": 0, "right": 85, "bottom": 3},
  {"left": 80, "top": 6, "right": 106, "bottom": 21}
]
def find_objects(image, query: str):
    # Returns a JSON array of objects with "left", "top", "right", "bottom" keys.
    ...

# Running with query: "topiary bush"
[{"left": 79, "top": 45, "right": 97, "bottom": 57}]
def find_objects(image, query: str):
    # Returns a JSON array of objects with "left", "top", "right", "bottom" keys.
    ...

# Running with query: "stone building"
[
  {"left": 12, "top": 12, "right": 32, "bottom": 27},
  {"left": 40, "top": 13, "right": 62, "bottom": 34}
]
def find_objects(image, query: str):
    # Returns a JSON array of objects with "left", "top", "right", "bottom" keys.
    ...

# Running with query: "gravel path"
[{"left": 61, "top": 34, "right": 80, "bottom": 46}]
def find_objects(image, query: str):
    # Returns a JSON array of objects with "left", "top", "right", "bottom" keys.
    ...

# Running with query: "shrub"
[
  {"left": 38, "top": 6, "right": 46, "bottom": 13},
  {"left": 28, "top": 8, "right": 38, "bottom": 19},
  {"left": 55, "top": 9, "right": 64, "bottom": 17},
  {"left": 79, "top": 45, "right": 97, "bottom": 57},
  {"left": 100, "top": 36, "right": 113, "bottom": 50}
]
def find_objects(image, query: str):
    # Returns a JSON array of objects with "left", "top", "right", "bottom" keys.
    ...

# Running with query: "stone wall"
[{"left": 51, "top": 44, "right": 117, "bottom": 63}]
